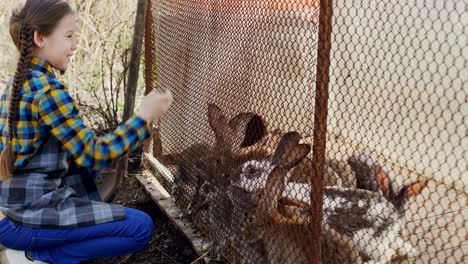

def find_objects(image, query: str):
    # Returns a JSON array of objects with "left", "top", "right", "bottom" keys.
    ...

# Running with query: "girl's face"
[{"left": 33, "top": 13, "right": 77, "bottom": 72}]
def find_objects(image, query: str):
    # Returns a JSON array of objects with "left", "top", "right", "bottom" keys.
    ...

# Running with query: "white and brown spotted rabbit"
[
  {"left": 230, "top": 132, "right": 359, "bottom": 263},
  {"left": 235, "top": 132, "right": 428, "bottom": 264},
  {"left": 235, "top": 131, "right": 356, "bottom": 187}
]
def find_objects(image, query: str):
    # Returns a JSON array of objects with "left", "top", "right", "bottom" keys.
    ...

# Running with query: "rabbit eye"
[
  {"left": 245, "top": 214, "right": 255, "bottom": 223},
  {"left": 245, "top": 164, "right": 257, "bottom": 176}
]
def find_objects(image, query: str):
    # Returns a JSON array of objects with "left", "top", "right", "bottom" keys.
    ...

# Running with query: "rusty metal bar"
[
  {"left": 144, "top": 0, "right": 154, "bottom": 96},
  {"left": 310, "top": 0, "right": 334, "bottom": 263},
  {"left": 143, "top": 0, "right": 160, "bottom": 156}
]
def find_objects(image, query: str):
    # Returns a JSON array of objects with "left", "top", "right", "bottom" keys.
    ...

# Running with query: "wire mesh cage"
[{"left": 143, "top": 0, "right": 466, "bottom": 263}]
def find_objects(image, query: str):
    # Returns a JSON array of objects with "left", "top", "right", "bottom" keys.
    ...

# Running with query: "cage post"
[
  {"left": 143, "top": 0, "right": 154, "bottom": 99},
  {"left": 143, "top": 0, "right": 163, "bottom": 158},
  {"left": 310, "top": 0, "right": 334, "bottom": 263}
]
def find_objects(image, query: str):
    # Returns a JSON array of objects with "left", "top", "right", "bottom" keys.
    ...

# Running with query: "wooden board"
[{"left": 134, "top": 169, "right": 209, "bottom": 259}]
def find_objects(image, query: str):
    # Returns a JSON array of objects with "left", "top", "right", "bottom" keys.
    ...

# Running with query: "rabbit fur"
[{"left": 235, "top": 132, "right": 427, "bottom": 264}]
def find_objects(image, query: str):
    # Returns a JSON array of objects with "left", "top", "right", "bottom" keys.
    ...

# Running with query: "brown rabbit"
[{"left": 171, "top": 104, "right": 266, "bottom": 233}]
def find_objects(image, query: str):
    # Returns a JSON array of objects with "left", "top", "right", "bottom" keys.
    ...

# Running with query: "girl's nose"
[{"left": 71, "top": 37, "right": 77, "bottom": 50}]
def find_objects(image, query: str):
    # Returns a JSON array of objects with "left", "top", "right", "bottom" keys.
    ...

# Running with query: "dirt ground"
[{"left": 84, "top": 153, "right": 200, "bottom": 264}]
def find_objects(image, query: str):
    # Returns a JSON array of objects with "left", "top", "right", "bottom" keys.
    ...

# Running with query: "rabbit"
[
  {"left": 230, "top": 131, "right": 360, "bottom": 263},
  {"left": 289, "top": 135, "right": 357, "bottom": 187},
  {"left": 235, "top": 132, "right": 428, "bottom": 264},
  {"left": 171, "top": 104, "right": 240, "bottom": 212},
  {"left": 234, "top": 131, "right": 356, "bottom": 188},
  {"left": 171, "top": 142, "right": 211, "bottom": 212},
  {"left": 172, "top": 103, "right": 268, "bottom": 234},
  {"left": 347, "top": 152, "right": 390, "bottom": 192},
  {"left": 198, "top": 181, "right": 270, "bottom": 264}
]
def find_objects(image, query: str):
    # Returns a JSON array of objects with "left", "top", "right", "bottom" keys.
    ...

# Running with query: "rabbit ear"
[
  {"left": 233, "top": 131, "right": 282, "bottom": 163},
  {"left": 208, "top": 104, "right": 229, "bottom": 147},
  {"left": 393, "top": 180, "right": 428, "bottom": 212},
  {"left": 374, "top": 165, "right": 394, "bottom": 198},
  {"left": 279, "top": 144, "right": 311, "bottom": 169},
  {"left": 348, "top": 153, "right": 382, "bottom": 192},
  {"left": 260, "top": 166, "right": 287, "bottom": 212},
  {"left": 233, "top": 113, "right": 266, "bottom": 148},
  {"left": 271, "top": 132, "right": 301, "bottom": 165},
  {"left": 228, "top": 113, "right": 257, "bottom": 150},
  {"left": 404, "top": 180, "right": 428, "bottom": 197},
  {"left": 208, "top": 103, "right": 228, "bottom": 133},
  {"left": 260, "top": 166, "right": 312, "bottom": 225}
]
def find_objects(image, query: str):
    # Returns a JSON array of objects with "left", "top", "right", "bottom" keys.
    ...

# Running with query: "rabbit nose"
[{"left": 240, "top": 188, "right": 250, "bottom": 195}]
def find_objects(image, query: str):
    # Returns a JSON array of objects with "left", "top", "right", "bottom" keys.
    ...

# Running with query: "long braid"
[
  {"left": 0, "top": 24, "right": 34, "bottom": 180},
  {"left": 1, "top": 0, "right": 73, "bottom": 180}
]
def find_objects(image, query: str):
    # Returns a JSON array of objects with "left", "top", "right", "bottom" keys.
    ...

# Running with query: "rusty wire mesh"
[{"left": 143, "top": 0, "right": 467, "bottom": 263}]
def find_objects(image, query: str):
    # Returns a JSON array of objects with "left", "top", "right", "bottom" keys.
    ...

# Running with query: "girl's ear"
[{"left": 33, "top": 31, "right": 45, "bottom": 48}]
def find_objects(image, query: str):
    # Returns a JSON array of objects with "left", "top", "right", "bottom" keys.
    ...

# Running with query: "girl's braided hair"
[{"left": 0, "top": 0, "right": 72, "bottom": 180}]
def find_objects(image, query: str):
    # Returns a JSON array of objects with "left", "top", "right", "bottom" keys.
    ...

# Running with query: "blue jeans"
[{"left": 0, "top": 207, "right": 153, "bottom": 264}]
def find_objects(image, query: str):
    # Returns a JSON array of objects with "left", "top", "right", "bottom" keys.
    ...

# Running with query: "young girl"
[{"left": 0, "top": 0, "right": 173, "bottom": 263}]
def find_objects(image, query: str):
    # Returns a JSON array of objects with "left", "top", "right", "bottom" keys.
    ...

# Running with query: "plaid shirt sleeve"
[{"left": 38, "top": 87, "right": 151, "bottom": 171}]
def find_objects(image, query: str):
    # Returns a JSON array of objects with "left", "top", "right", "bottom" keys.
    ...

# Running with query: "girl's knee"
[
  {"left": 140, "top": 215, "right": 154, "bottom": 242},
  {"left": 124, "top": 208, "right": 154, "bottom": 244}
]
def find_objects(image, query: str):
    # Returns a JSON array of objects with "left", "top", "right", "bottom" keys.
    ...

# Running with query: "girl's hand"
[{"left": 137, "top": 90, "right": 173, "bottom": 122}]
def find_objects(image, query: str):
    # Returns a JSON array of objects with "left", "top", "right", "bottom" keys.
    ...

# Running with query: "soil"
[{"left": 84, "top": 152, "right": 200, "bottom": 264}]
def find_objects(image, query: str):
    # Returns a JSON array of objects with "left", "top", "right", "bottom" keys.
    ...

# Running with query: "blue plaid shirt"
[{"left": 0, "top": 57, "right": 151, "bottom": 227}]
